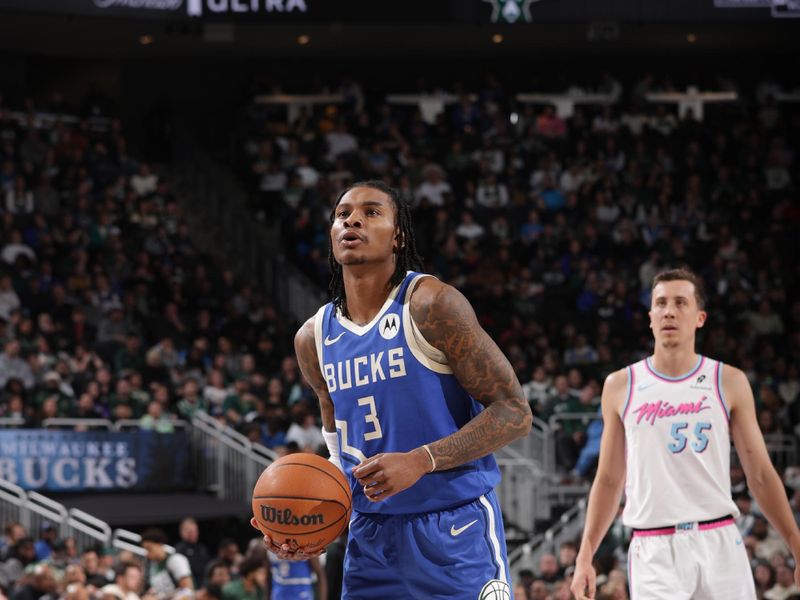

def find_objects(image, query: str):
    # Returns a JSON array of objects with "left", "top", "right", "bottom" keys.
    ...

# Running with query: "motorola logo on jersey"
[
  {"left": 378, "top": 314, "right": 400, "bottom": 340},
  {"left": 690, "top": 373, "right": 712, "bottom": 390},
  {"left": 323, "top": 348, "right": 406, "bottom": 392}
]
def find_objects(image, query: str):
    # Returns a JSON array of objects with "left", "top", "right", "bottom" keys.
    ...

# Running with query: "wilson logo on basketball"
[{"left": 261, "top": 505, "right": 325, "bottom": 526}]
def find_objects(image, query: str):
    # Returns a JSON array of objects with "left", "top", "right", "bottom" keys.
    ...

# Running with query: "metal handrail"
[
  {"left": 66, "top": 508, "right": 113, "bottom": 548},
  {"left": 0, "top": 417, "right": 26, "bottom": 428},
  {"left": 111, "top": 529, "right": 147, "bottom": 557},
  {"left": 508, "top": 497, "right": 588, "bottom": 568},
  {"left": 547, "top": 412, "right": 601, "bottom": 429},
  {"left": 113, "top": 419, "right": 189, "bottom": 431},
  {"left": 41, "top": 418, "right": 113, "bottom": 430},
  {"left": 0, "top": 478, "right": 148, "bottom": 557}
]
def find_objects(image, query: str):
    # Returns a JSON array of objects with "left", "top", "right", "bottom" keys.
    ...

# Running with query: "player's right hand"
[
  {"left": 249, "top": 517, "right": 325, "bottom": 561},
  {"left": 569, "top": 559, "right": 596, "bottom": 599}
]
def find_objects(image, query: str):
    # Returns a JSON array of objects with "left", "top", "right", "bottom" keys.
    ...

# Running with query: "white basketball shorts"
[{"left": 628, "top": 516, "right": 756, "bottom": 600}]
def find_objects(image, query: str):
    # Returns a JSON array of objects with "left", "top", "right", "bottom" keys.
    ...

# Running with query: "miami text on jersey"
[{"left": 632, "top": 396, "right": 711, "bottom": 426}]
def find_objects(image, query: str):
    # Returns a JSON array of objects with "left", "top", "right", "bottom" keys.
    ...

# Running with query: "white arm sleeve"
[{"left": 322, "top": 428, "right": 342, "bottom": 471}]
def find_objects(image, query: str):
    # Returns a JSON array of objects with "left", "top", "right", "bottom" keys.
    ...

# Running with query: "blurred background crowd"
[{"left": 0, "top": 51, "right": 799, "bottom": 600}]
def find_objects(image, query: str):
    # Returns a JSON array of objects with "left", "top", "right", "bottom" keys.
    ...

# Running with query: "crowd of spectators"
[
  {"left": 0, "top": 516, "right": 335, "bottom": 600},
  {"left": 0, "top": 93, "right": 323, "bottom": 455},
  {"left": 1, "top": 67, "right": 800, "bottom": 599},
  {"left": 236, "top": 72, "right": 800, "bottom": 599}
]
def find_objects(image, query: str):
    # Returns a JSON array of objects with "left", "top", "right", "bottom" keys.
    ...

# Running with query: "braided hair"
[{"left": 328, "top": 180, "right": 424, "bottom": 319}]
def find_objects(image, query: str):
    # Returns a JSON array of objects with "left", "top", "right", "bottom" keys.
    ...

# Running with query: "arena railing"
[
  {"left": 0, "top": 417, "right": 26, "bottom": 428},
  {"left": 190, "top": 412, "right": 275, "bottom": 504},
  {"left": 7, "top": 111, "right": 111, "bottom": 132},
  {"left": 0, "top": 478, "right": 148, "bottom": 557},
  {"left": 112, "top": 419, "right": 189, "bottom": 431},
  {"left": 761, "top": 433, "right": 798, "bottom": 472},
  {"left": 507, "top": 416, "right": 556, "bottom": 474},
  {"left": 172, "top": 138, "right": 325, "bottom": 323},
  {"left": 41, "top": 418, "right": 113, "bottom": 430},
  {"left": 495, "top": 456, "right": 552, "bottom": 533},
  {"left": 508, "top": 497, "right": 588, "bottom": 572}
]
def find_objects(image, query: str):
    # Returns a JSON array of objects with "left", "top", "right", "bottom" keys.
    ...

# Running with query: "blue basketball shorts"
[
  {"left": 342, "top": 490, "right": 512, "bottom": 600},
  {"left": 271, "top": 584, "right": 313, "bottom": 600}
]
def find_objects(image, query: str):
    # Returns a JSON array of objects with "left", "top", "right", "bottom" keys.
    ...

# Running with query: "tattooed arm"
[
  {"left": 354, "top": 278, "right": 532, "bottom": 500},
  {"left": 411, "top": 278, "right": 532, "bottom": 470},
  {"left": 294, "top": 317, "right": 335, "bottom": 432}
]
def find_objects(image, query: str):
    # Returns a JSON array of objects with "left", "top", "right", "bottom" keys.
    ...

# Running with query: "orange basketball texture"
[{"left": 251, "top": 453, "right": 352, "bottom": 548}]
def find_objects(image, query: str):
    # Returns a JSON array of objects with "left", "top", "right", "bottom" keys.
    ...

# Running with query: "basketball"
[
  {"left": 251, "top": 453, "right": 352, "bottom": 549},
  {"left": 478, "top": 580, "right": 511, "bottom": 600}
]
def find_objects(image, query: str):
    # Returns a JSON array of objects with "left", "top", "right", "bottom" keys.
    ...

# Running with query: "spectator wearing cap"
[
  {"left": 140, "top": 528, "right": 192, "bottom": 600},
  {"left": 34, "top": 523, "right": 57, "bottom": 561},
  {"left": 220, "top": 556, "right": 266, "bottom": 600}
]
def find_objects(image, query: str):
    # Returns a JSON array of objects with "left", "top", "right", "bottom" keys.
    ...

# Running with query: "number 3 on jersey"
[
  {"left": 335, "top": 395, "right": 384, "bottom": 463},
  {"left": 358, "top": 395, "right": 383, "bottom": 441},
  {"left": 668, "top": 422, "right": 711, "bottom": 454}
]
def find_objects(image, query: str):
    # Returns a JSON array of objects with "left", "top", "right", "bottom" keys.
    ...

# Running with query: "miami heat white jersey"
[{"left": 620, "top": 355, "right": 739, "bottom": 528}]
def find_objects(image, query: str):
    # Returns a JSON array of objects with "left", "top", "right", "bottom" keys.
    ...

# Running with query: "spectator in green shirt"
[
  {"left": 139, "top": 400, "right": 175, "bottom": 433},
  {"left": 221, "top": 556, "right": 266, "bottom": 600}
]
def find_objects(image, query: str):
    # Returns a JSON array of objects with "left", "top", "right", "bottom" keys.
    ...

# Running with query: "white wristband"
[{"left": 322, "top": 428, "right": 343, "bottom": 471}]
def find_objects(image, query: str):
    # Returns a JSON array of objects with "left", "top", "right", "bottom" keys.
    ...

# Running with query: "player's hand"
[
  {"left": 570, "top": 558, "right": 596, "bottom": 599},
  {"left": 249, "top": 517, "right": 325, "bottom": 561},
  {"left": 353, "top": 449, "right": 430, "bottom": 502}
]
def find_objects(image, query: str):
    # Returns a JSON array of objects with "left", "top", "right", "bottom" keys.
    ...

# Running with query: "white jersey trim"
[
  {"left": 620, "top": 365, "right": 634, "bottom": 420},
  {"left": 334, "top": 280, "right": 404, "bottom": 336},
  {"left": 312, "top": 305, "right": 326, "bottom": 376},
  {"left": 479, "top": 495, "right": 509, "bottom": 586},
  {"left": 401, "top": 273, "right": 453, "bottom": 374},
  {"left": 714, "top": 360, "right": 731, "bottom": 421}
]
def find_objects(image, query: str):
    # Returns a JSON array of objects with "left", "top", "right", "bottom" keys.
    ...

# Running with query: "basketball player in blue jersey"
[
  {"left": 571, "top": 269, "right": 800, "bottom": 600},
  {"left": 268, "top": 555, "right": 326, "bottom": 600},
  {"left": 253, "top": 180, "right": 532, "bottom": 599}
]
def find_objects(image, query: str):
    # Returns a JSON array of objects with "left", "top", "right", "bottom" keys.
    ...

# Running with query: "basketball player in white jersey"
[{"left": 571, "top": 268, "right": 800, "bottom": 600}]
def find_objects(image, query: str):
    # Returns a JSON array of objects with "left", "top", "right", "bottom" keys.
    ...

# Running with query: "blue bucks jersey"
[
  {"left": 314, "top": 272, "right": 500, "bottom": 515},
  {"left": 271, "top": 559, "right": 312, "bottom": 600}
]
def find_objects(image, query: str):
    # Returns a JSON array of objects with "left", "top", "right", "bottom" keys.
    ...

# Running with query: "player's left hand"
[
  {"left": 249, "top": 518, "right": 326, "bottom": 561},
  {"left": 353, "top": 449, "right": 431, "bottom": 502}
]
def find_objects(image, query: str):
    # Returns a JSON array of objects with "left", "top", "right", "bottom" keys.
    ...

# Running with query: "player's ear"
[
  {"left": 697, "top": 310, "right": 707, "bottom": 328},
  {"left": 394, "top": 229, "right": 404, "bottom": 251}
]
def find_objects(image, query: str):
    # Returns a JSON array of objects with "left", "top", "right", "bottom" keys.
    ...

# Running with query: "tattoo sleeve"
[
  {"left": 294, "top": 318, "right": 336, "bottom": 431},
  {"left": 412, "top": 282, "right": 532, "bottom": 471}
]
